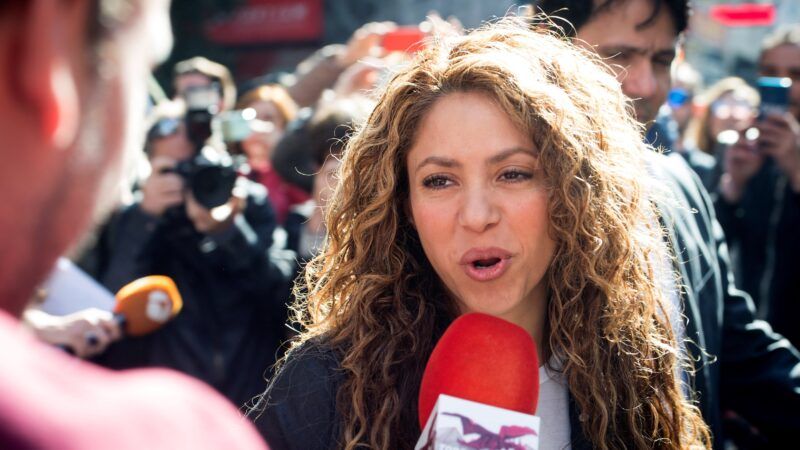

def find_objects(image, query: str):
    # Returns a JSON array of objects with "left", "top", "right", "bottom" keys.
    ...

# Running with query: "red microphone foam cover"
[
  {"left": 114, "top": 276, "right": 183, "bottom": 337},
  {"left": 418, "top": 313, "right": 539, "bottom": 429}
]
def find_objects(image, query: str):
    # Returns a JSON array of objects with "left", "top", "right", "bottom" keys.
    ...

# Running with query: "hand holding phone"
[
  {"left": 758, "top": 76, "right": 791, "bottom": 118},
  {"left": 381, "top": 26, "right": 426, "bottom": 53}
]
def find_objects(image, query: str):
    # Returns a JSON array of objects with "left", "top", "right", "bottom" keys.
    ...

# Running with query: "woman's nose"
[{"left": 457, "top": 187, "right": 501, "bottom": 233}]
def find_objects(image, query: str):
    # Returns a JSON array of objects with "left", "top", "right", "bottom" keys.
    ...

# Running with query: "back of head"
[
  {"left": 270, "top": 96, "right": 372, "bottom": 192},
  {"left": 0, "top": 0, "right": 171, "bottom": 316},
  {"left": 292, "top": 17, "right": 708, "bottom": 449}
]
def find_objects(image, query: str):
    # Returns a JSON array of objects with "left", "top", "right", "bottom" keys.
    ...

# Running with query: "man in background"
[{"left": 537, "top": 0, "right": 800, "bottom": 447}]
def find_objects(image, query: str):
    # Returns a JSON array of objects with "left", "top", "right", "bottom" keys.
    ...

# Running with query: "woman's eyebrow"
[
  {"left": 414, "top": 147, "right": 536, "bottom": 173},
  {"left": 415, "top": 156, "right": 460, "bottom": 173},
  {"left": 487, "top": 146, "right": 537, "bottom": 165}
]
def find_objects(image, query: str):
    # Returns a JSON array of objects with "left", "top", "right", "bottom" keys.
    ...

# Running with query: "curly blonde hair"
[{"left": 284, "top": 18, "right": 710, "bottom": 449}]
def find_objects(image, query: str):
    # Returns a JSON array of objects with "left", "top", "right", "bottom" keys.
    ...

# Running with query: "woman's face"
[
  {"left": 708, "top": 92, "right": 757, "bottom": 141},
  {"left": 313, "top": 156, "right": 341, "bottom": 211},
  {"left": 406, "top": 92, "right": 556, "bottom": 331},
  {"left": 241, "top": 100, "right": 285, "bottom": 165}
]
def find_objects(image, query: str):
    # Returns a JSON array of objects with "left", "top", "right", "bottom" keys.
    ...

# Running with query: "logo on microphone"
[
  {"left": 146, "top": 290, "right": 172, "bottom": 323},
  {"left": 436, "top": 412, "right": 537, "bottom": 450}
]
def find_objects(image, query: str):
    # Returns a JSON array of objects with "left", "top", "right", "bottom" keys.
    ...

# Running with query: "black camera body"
[
  {"left": 165, "top": 83, "right": 238, "bottom": 210},
  {"left": 162, "top": 150, "right": 237, "bottom": 210}
]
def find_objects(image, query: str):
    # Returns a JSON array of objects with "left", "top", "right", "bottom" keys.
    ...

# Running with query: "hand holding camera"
[
  {"left": 141, "top": 156, "right": 185, "bottom": 217},
  {"left": 185, "top": 182, "right": 246, "bottom": 235}
]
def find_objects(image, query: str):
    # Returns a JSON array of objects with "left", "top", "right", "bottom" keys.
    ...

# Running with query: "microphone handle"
[{"left": 113, "top": 313, "right": 127, "bottom": 337}]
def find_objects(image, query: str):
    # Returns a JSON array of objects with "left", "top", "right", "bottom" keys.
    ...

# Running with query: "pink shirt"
[{"left": 0, "top": 310, "right": 268, "bottom": 450}]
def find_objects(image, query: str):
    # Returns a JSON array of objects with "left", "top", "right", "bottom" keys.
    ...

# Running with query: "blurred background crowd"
[{"left": 18, "top": 0, "right": 800, "bottom": 448}]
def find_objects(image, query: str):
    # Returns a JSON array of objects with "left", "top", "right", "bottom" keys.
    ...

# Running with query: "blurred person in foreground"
[
  {"left": 250, "top": 19, "right": 710, "bottom": 450},
  {"left": 714, "top": 26, "right": 800, "bottom": 350},
  {"left": 81, "top": 100, "right": 294, "bottom": 408},
  {"left": 537, "top": 0, "right": 800, "bottom": 447},
  {"left": 0, "top": 0, "right": 266, "bottom": 448}
]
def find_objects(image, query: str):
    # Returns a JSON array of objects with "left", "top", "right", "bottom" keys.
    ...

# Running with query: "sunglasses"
[
  {"left": 147, "top": 118, "right": 182, "bottom": 141},
  {"left": 667, "top": 88, "right": 691, "bottom": 107}
]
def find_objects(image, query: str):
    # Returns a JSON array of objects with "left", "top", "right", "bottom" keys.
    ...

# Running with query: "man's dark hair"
[{"left": 535, "top": 0, "right": 689, "bottom": 37}]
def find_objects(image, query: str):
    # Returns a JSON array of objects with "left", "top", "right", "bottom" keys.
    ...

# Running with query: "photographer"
[
  {"left": 715, "top": 25, "right": 800, "bottom": 349},
  {"left": 173, "top": 56, "right": 237, "bottom": 113},
  {"left": 81, "top": 100, "right": 294, "bottom": 408}
]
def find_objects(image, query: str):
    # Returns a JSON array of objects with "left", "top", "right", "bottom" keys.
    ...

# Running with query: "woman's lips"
[{"left": 459, "top": 247, "right": 512, "bottom": 282}]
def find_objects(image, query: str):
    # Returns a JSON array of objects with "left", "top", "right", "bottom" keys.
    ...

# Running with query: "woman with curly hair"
[{"left": 249, "top": 19, "right": 710, "bottom": 450}]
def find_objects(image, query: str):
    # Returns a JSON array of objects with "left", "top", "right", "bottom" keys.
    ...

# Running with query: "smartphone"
[
  {"left": 757, "top": 76, "right": 791, "bottom": 118},
  {"left": 381, "top": 26, "right": 426, "bottom": 53}
]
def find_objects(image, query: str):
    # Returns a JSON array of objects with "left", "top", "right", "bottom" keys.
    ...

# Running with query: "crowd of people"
[{"left": 2, "top": 0, "right": 799, "bottom": 449}]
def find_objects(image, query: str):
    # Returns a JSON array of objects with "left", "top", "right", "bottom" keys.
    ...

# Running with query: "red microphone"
[{"left": 416, "top": 313, "right": 540, "bottom": 449}]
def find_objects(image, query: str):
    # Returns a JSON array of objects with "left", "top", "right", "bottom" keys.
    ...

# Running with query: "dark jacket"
[
  {"left": 251, "top": 152, "right": 800, "bottom": 449},
  {"left": 250, "top": 340, "right": 596, "bottom": 450},
  {"left": 82, "top": 181, "right": 295, "bottom": 408},
  {"left": 651, "top": 151, "right": 800, "bottom": 448},
  {"left": 714, "top": 159, "right": 800, "bottom": 348},
  {"left": 647, "top": 115, "right": 719, "bottom": 192}
]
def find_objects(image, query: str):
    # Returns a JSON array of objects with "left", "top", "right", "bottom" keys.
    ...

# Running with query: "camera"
[
  {"left": 183, "top": 83, "right": 221, "bottom": 150},
  {"left": 151, "top": 83, "right": 237, "bottom": 210},
  {"left": 163, "top": 147, "right": 238, "bottom": 210}
]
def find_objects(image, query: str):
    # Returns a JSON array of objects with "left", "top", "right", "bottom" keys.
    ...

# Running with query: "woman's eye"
[
  {"left": 422, "top": 175, "right": 452, "bottom": 189},
  {"left": 500, "top": 169, "right": 533, "bottom": 182}
]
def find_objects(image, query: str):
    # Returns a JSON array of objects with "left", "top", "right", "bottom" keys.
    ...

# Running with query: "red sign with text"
[
  {"left": 205, "top": 0, "right": 323, "bottom": 44},
  {"left": 710, "top": 3, "right": 775, "bottom": 27}
]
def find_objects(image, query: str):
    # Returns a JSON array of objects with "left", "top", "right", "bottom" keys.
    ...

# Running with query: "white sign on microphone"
[{"left": 415, "top": 394, "right": 540, "bottom": 450}]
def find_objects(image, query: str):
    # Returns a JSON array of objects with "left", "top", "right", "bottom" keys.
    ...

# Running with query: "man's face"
[
  {"left": 759, "top": 43, "right": 800, "bottom": 120},
  {"left": 90, "top": 0, "right": 174, "bottom": 212},
  {"left": 174, "top": 73, "right": 213, "bottom": 99},
  {"left": 576, "top": 0, "right": 678, "bottom": 124}
]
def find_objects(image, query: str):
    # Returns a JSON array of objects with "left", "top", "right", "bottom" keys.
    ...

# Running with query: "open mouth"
[
  {"left": 472, "top": 257, "right": 502, "bottom": 269},
  {"left": 460, "top": 248, "right": 512, "bottom": 282}
]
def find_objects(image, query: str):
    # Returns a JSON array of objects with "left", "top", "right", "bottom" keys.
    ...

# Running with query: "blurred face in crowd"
[
  {"left": 174, "top": 73, "right": 213, "bottom": 99},
  {"left": 150, "top": 122, "right": 194, "bottom": 163},
  {"left": 0, "top": 0, "right": 172, "bottom": 315},
  {"left": 668, "top": 86, "right": 694, "bottom": 132},
  {"left": 313, "top": 156, "right": 341, "bottom": 212},
  {"left": 708, "top": 92, "right": 757, "bottom": 142},
  {"left": 759, "top": 43, "right": 800, "bottom": 119},
  {"left": 406, "top": 92, "right": 556, "bottom": 335},
  {"left": 241, "top": 100, "right": 285, "bottom": 166},
  {"left": 576, "top": 0, "right": 678, "bottom": 124}
]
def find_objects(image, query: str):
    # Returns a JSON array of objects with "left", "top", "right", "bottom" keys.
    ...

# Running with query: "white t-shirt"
[{"left": 537, "top": 361, "right": 572, "bottom": 450}]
